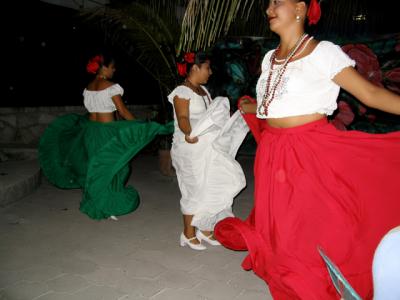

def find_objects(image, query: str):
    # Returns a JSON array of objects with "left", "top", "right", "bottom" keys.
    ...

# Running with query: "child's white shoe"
[{"left": 180, "top": 233, "right": 206, "bottom": 250}]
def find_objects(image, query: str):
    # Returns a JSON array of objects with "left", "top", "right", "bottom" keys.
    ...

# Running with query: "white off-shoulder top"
[
  {"left": 256, "top": 41, "right": 356, "bottom": 119},
  {"left": 83, "top": 83, "right": 124, "bottom": 113}
]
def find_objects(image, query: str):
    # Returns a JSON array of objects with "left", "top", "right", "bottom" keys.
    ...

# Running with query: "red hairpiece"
[
  {"left": 176, "top": 62, "right": 187, "bottom": 77},
  {"left": 176, "top": 52, "right": 197, "bottom": 77},
  {"left": 184, "top": 52, "right": 195, "bottom": 64},
  {"left": 307, "top": 0, "right": 321, "bottom": 25},
  {"left": 86, "top": 55, "right": 104, "bottom": 74}
]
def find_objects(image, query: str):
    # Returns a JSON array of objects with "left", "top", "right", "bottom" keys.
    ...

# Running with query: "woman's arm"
[
  {"left": 333, "top": 67, "right": 400, "bottom": 115},
  {"left": 173, "top": 96, "right": 198, "bottom": 143},
  {"left": 112, "top": 95, "right": 135, "bottom": 120}
]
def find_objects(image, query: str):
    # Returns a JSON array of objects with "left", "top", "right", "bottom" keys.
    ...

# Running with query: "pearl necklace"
[
  {"left": 258, "top": 33, "right": 310, "bottom": 116},
  {"left": 274, "top": 36, "right": 314, "bottom": 63}
]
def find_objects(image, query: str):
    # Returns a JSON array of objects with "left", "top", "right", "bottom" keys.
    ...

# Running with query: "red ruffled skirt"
[{"left": 215, "top": 116, "right": 400, "bottom": 299}]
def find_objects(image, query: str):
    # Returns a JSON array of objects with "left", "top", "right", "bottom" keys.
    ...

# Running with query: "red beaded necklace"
[{"left": 258, "top": 33, "right": 311, "bottom": 116}]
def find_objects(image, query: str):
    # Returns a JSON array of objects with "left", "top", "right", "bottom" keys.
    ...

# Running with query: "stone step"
[
  {"left": 0, "top": 146, "right": 38, "bottom": 162},
  {"left": 0, "top": 159, "right": 41, "bottom": 206}
]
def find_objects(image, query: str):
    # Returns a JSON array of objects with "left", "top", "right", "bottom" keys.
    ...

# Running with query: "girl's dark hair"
[
  {"left": 99, "top": 51, "right": 115, "bottom": 68},
  {"left": 177, "top": 51, "right": 211, "bottom": 78},
  {"left": 192, "top": 52, "right": 210, "bottom": 66}
]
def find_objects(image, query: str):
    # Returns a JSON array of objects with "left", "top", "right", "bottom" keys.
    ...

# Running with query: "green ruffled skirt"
[{"left": 39, "top": 114, "right": 173, "bottom": 220}]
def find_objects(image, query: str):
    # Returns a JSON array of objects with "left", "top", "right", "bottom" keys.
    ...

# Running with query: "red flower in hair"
[
  {"left": 92, "top": 55, "right": 103, "bottom": 63},
  {"left": 176, "top": 62, "right": 187, "bottom": 77},
  {"left": 86, "top": 55, "right": 103, "bottom": 74},
  {"left": 184, "top": 52, "right": 195, "bottom": 63},
  {"left": 307, "top": 0, "right": 321, "bottom": 25},
  {"left": 86, "top": 61, "right": 99, "bottom": 74}
]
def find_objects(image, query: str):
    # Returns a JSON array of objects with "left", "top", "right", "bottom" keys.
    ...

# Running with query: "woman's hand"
[
  {"left": 238, "top": 96, "right": 257, "bottom": 114},
  {"left": 239, "top": 102, "right": 257, "bottom": 114},
  {"left": 185, "top": 134, "right": 198, "bottom": 144}
]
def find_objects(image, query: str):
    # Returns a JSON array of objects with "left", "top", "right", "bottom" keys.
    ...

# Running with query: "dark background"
[
  {"left": 3, "top": 0, "right": 399, "bottom": 108},
  {"left": 3, "top": 1, "right": 161, "bottom": 107}
]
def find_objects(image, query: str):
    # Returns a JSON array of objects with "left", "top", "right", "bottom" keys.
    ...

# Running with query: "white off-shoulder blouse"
[
  {"left": 256, "top": 41, "right": 356, "bottom": 119},
  {"left": 83, "top": 84, "right": 124, "bottom": 113}
]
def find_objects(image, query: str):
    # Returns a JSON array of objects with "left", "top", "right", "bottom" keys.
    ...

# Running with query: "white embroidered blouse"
[
  {"left": 256, "top": 41, "right": 355, "bottom": 119},
  {"left": 83, "top": 84, "right": 124, "bottom": 113}
]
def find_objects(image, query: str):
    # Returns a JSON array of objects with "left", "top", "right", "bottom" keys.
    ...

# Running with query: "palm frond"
[
  {"left": 81, "top": 2, "right": 179, "bottom": 91},
  {"left": 177, "top": 0, "right": 257, "bottom": 54}
]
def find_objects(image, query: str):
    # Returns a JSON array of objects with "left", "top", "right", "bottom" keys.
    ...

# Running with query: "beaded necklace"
[
  {"left": 184, "top": 79, "right": 211, "bottom": 109},
  {"left": 258, "top": 33, "right": 310, "bottom": 116},
  {"left": 274, "top": 36, "right": 314, "bottom": 63}
]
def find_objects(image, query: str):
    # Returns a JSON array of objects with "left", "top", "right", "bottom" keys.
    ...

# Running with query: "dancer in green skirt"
[{"left": 39, "top": 52, "right": 173, "bottom": 220}]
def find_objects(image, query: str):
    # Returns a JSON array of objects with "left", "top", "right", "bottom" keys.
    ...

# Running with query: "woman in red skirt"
[{"left": 214, "top": 0, "right": 400, "bottom": 299}]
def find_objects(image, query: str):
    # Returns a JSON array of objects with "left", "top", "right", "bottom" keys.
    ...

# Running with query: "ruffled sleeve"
[
  {"left": 108, "top": 84, "right": 124, "bottom": 97},
  {"left": 311, "top": 41, "right": 356, "bottom": 79},
  {"left": 167, "top": 85, "right": 192, "bottom": 104}
]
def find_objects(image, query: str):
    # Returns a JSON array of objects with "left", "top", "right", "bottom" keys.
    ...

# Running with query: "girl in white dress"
[{"left": 169, "top": 52, "right": 249, "bottom": 250}]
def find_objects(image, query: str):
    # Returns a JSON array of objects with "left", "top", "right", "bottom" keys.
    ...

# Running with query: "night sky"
[{"left": 4, "top": 1, "right": 160, "bottom": 107}]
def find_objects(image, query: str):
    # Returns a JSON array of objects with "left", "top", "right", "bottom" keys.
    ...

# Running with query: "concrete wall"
[{"left": 0, "top": 105, "right": 159, "bottom": 146}]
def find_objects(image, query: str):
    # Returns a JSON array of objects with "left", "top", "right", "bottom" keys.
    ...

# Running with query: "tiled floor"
[{"left": 0, "top": 154, "right": 271, "bottom": 300}]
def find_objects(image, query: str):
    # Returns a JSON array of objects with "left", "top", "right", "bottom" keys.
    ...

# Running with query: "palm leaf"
[
  {"left": 177, "top": 0, "right": 257, "bottom": 53},
  {"left": 82, "top": 2, "right": 179, "bottom": 92}
]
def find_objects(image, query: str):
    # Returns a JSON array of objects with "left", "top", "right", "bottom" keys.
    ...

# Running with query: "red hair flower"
[
  {"left": 307, "top": 0, "right": 321, "bottom": 25},
  {"left": 184, "top": 52, "right": 195, "bottom": 63},
  {"left": 176, "top": 52, "right": 195, "bottom": 76},
  {"left": 86, "top": 55, "right": 103, "bottom": 74},
  {"left": 176, "top": 62, "right": 187, "bottom": 77}
]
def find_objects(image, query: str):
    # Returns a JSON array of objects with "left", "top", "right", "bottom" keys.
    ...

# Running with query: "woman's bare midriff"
[
  {"left": 89, "top": 112, "right": 115, "bottom": 123},
  {"left": 266, "top": 113, "right": 325, "bottom": 128}
]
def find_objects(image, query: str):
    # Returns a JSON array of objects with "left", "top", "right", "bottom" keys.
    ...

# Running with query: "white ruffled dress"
[{"left": 168, "top": 85, "right": 249, "bottom": 231}]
